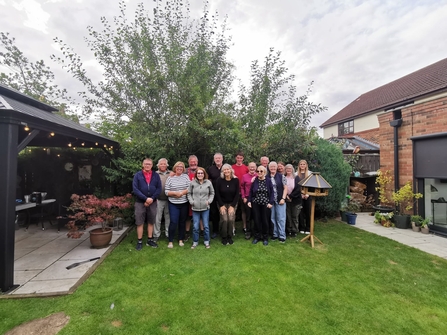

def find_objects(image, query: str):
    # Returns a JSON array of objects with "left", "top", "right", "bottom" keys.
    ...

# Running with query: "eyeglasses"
[
  {"left": 256, "top": 170, "right": 264, "bottom": 173},
  {"left": 197, "top": 172, "right": 204, "bottom": 175}
]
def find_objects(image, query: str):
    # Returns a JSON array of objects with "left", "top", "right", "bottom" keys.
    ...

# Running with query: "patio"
[{"left": 9, "top": 222, "right": 130, "bottom": 297}]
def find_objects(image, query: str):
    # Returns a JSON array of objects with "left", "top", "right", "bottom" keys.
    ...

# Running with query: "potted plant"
[
  {"left": 340, "top": 194, "right": 351, "bottom": 222},
  {"left": 374, "top": 211, "right": 394, "bottom": 227},
  {"left": 65, "top": 193, "right": 132, "bottom": 247},
  {"left": 420, "top": 217, "right": 430, "bottom": 234},
  {"left": 345, "top": 200, "right": 361, "bottom": 225},
  {"left": 391, "top": 181, "right": 423, "bottom": 229},
  {"left": 373, "top": 169, "right": 394, "bottom": 213},
  {"left": 410, "top": 215, "right": 422, "bottom": 232}
]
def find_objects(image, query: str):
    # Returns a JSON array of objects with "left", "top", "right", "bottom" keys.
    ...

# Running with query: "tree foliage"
[
  {"left": 311, "top": 137, "right": 352, "bottom": 217},
  {"left": 238, "top": 48, "right": 326, "bottom": 164},
  {"left": 52, "top": 0, "right": 239, "bottom": 172},
  {"left": 0, "top": 32, "right": 76, "bottom": 119}
]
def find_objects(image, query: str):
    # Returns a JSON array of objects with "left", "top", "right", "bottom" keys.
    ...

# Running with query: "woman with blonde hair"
[
  {"left": 165, "top": 161, "right": 191, "bottom": 248},
  {"left": 187, "top": 167, "right": 214, "bottom": 249},
  {"left": 297, "top": 160, "right": 312, "bottom": 234},
  {"left": 215, "top": 163, "right": 240, "bottom": 245}
]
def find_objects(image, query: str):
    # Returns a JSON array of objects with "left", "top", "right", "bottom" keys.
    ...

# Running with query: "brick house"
[{"left": 320, "top": 58, "right": 447, "bottom": 235}]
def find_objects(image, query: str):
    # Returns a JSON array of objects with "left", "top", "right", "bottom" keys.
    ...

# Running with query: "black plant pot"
[
  {"left": 394, "top": 214, "right": 410, "bottom": 229},
  {"left": 372, "top": 206, "right": 394, "bottom": 213}
]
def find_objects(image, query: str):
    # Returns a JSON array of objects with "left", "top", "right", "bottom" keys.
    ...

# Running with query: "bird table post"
[{"left": 298, "top": 172, "right": 332, "bottom": 248}]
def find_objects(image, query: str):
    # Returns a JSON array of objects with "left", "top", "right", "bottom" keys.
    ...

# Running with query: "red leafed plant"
[{"left": 65, "top": 193, "right": 132, "bottom": 238}]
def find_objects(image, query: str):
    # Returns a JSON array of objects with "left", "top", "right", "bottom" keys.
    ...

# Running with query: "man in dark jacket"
[{"left": 132, "top": 158, "right": 162, "bottom": 250}]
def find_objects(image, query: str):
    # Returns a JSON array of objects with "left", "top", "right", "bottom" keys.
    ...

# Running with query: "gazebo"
[{"left": 0, "top": 84, "right": 120, "bottom": 292}]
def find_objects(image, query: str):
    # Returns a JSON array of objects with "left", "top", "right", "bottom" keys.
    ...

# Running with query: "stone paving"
[
  {"left": 6, "top": 222, "right": 129, "bottom": 297},
  {"left": 354, "top": 212, "right": 447, "bottom": 259}
]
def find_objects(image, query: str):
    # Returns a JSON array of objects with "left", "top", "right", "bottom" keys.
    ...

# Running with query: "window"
[{"left": 338, "top": 120, "right": 354, "bottom": 135}]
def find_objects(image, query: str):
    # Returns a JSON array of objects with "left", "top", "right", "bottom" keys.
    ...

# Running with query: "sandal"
[
  {"left": 168, "top": 243, "right": 173, "bottom": 249},
  {"left": 179, "top": 241, "right": 184, "bottom": 247},
  {"left": 191, "top": 243, "right": 198, "bottom": 249},
  {"left": 205, "top": 244, "right": 210, "bottom": 249}
]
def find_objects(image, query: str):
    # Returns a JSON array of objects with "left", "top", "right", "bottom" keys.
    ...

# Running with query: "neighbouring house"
[{"left": 320, "top": 58, "right": 447, "bottom": 235}]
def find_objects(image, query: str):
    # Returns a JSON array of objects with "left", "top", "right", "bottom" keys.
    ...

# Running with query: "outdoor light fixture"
[
  {"left": 68, "top": 143, "right": 72, "bottom": 147},
  {"left": 50, "top": 132, "right": 55, "bottom": 136},
  {"left": 81, "top": 142, "right": 85, "bottom": 146},
  {"left": 24, "top": 126, "right": 30, "bottom": 131},
  {"left": 95, "top": 142, "right": 98, "bottom": 146},
  {"left": 298, "top": 172, "right": 332, "bottom": 248}
]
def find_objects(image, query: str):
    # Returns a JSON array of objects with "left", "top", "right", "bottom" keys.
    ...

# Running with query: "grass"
[{"left": 2, "top": 219, "right": 447, "bottom": 334}]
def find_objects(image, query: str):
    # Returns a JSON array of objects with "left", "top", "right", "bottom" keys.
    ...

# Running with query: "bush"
[{"left": 312, "top": 138, "right": 352, "bottom": 217}]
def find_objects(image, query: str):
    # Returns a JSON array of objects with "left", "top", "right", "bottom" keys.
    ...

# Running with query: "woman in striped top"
[{"left": 165, "top": 161, "right": 191, "bottom": 248}]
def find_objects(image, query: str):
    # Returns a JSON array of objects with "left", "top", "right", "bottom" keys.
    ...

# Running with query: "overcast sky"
[{"left": 1, "top": 0, "right": 447, "bottom": 132}]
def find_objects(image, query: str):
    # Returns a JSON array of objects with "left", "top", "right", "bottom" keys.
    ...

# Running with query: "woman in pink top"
[{"left": 240, "top": 162, "right": 257, "bottom": 239}]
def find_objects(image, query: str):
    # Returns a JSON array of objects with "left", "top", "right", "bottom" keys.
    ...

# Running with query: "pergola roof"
[{"left": 0, "top": 83, "right": 119, "bottom": 149}]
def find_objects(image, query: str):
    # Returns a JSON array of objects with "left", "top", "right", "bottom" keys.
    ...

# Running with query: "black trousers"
[
  {"left": 252, "top": 202, "right": 269, "bottom": 241},
  {"left": 299, "top": 197, "right": 311, "bottom": 232}
]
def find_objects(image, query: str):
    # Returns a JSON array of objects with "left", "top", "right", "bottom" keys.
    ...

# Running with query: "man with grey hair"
[
  {"left": 207, "top": 152, "right": 224, "bottom": 239},
  {"left": 154, "top": 158, "right": 171, "bottom": 241},
  {"left": 267, "top": 161, "right": 288, "bottom": 243}
]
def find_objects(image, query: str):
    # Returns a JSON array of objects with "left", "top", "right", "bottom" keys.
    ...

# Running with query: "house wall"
[
  {"left": 322, "top": 113, "right": 380, "bottom": 139},
  {"left": 377, "top": 95, "right": 447, "bottom": 187}
]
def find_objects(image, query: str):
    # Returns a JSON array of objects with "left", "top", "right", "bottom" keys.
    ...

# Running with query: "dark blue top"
[
  {"left": 248, "top": 177, "right": 275, "bottom": 205},
  {"left": 132, "top": 170, "right": 162, "bottom": 203}
]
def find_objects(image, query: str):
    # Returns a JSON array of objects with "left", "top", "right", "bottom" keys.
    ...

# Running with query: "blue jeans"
[
  {"left": 168, "top": 202, "right": 188, "bottom": 242},
  {"left": 192, "top": 209, "right": 210, "bottom": 244},
  {"left": 271, "top": 202, "right": 286, "bottom": 240}
]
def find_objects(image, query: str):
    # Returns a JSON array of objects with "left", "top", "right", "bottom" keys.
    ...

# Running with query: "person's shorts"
[{"left": 135, "top": 201, "right": 158, "bottom": 225}]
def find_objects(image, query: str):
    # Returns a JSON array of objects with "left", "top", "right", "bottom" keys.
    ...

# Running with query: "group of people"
[{"left": 132, "top": 152, "right": 312, "bottom": 250}]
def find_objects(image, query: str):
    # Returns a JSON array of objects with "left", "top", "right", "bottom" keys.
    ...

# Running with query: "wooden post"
[{"left": 300, "top": 197, "right": 323, "bottom": 248}]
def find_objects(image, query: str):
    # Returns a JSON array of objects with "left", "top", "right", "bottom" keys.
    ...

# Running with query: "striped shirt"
[{"left": 165, "top": 174, "right": 191, "bottom": 204}]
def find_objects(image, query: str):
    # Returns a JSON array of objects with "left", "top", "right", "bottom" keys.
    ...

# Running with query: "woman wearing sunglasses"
[{"left": 247, "top": 165, "right": 274, "bottom": 246}]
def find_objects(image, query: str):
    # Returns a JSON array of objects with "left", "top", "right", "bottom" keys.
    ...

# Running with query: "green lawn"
[{"left": 1, "top": 219, "right": 447, "bottom": 334}]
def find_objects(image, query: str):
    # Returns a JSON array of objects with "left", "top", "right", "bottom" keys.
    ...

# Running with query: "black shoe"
[
  {"left": 222, "top": 238, "right": 228, "bottom": 246},
  {"left": 290, "top": 232, "right": 297, "bottom": 238},
  {"left": 212, "top": 232, "right": 218, "bottom": 239},
  {"left": 252, "top": 239, "right": 259, "bottom": 245},
  {"left": 228, "top": 238, "right": 234, "bottom": 245},
  {"left": 279, "top": 238, "right": 286, "bottom": 243},
  {"left": 185, "top": 232, "right": 190, "bottom": 242},
  {"left": 244, "top": 232, "right": 251, "bottom": 240},
  {"left": 136, "top": 242, "right": 143, "bottom": 251},
  {"left": 271, "top": 236, "right": 278, "bottom": 241},
  {"left": 263, "top": 240, "right": 268, "bottom": 246},
  {"left": 146, "top": 240, "right": 158, "bottom": 248}
]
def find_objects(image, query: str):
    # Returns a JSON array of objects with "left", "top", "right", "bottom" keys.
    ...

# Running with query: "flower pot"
[
  {"left": 394, "top": 214, "right": 410, "bottom": 229},
  {"left": 340, "top": 210, "right": 348, "bottom": 222},
  {"left": 89, "top": 227, "right": 113, "bottom": 248},
  {"left": 412, "top": 225, "right": 421, "bottom": 232},
  {"left": 346, "top": 213, "right": 357, "bottom": 225},
  {"left": 372, "top": 206, "right": 394, "bottom": 213},
  {"left": 421, "top": 226, "right": 429, "bottom": 234}
]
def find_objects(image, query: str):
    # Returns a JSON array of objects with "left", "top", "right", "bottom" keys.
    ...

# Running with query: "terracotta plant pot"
[
  {"left": 89, "top": 227, "right": 113, "bottom": 248},
  {"left": 421, "top": 226, "right": 430, "bottom": 234}
]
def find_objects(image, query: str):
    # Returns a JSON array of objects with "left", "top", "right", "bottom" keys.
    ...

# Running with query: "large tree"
[
  {"left": 53, "top": 0, "right": 239, "bottom": 177},
  {"left": 238, "top": 48, "right": 326, "bottom": 164}
]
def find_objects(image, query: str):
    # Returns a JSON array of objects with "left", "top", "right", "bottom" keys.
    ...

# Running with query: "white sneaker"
[
  {"left": 305, "top": 231, "right": 310, "bottom": 235},
  {"left": 299, "top": 231, "right": 305, "bottom": 234}
]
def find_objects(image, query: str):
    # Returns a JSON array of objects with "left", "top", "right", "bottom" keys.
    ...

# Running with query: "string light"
[
  {"left": 68, "top": 143, "right": 72, "bottom": 147},
  {"left": 81, "top": 142, "right": 85, "bottom": 146},
  {"left": 24, "top": 126, "right": 30, "bottom": 131},
  {"left": 50, "top": 132, "right": 55, "bottom": 137}
]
